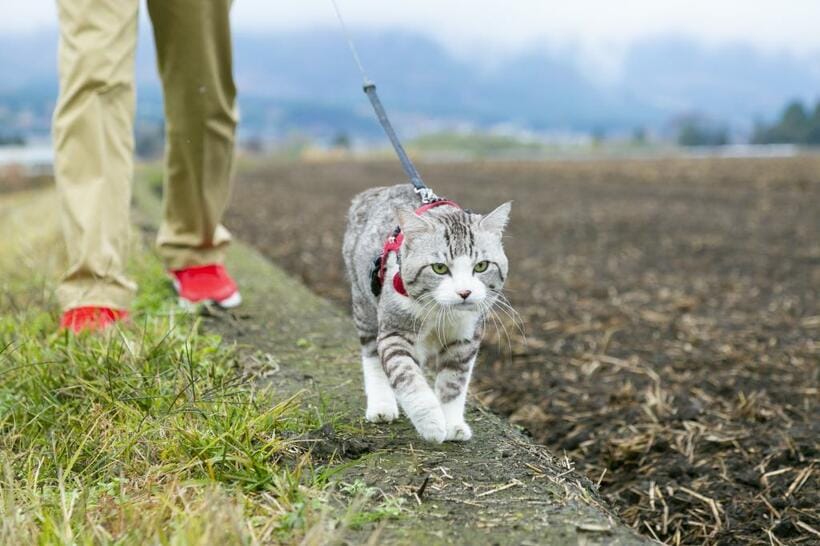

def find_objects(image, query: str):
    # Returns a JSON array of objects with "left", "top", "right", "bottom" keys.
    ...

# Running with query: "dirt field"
[{"left": 226, "top": 156, "right": 819, "bottom": 545}]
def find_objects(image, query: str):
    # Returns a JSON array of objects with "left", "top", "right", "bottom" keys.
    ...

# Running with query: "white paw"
[
  {"left": 366, "top": 399, "right": 399, "bottom": 423},
  {"left": 445, "top": 422, "right": 473, "bottom": 441},
  {"left": 413, "top": 411, "right": 447, "bottom": 443}
]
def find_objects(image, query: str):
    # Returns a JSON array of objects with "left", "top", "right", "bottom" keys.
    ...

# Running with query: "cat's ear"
[
  {"left": 395, "top": 207, "right": 433, "bottom": 239},
  {"left": 479, "top": 202, "right": 512, "bottom": 236}
]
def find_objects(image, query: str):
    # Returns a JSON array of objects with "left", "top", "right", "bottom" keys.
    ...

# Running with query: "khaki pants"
[{"left": 53, "top": 0, "right": 237, "bottom": 311}]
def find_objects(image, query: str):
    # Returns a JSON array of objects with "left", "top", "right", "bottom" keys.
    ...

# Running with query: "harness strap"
[{"left": 375, "top": 200, "right": 461, "bottom": 298}]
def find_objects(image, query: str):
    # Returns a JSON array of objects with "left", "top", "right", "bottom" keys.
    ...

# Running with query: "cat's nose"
[{"left": 457, "top": 290, "right": 472, "bottom": 300}]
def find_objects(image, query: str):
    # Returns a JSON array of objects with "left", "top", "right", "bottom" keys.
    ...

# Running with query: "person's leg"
[
  {"left": 53, "top": 0, "right": 139, "bottom": 313},
  {"left": 146, "top": 0, "right": 238, "bottom": 271}
]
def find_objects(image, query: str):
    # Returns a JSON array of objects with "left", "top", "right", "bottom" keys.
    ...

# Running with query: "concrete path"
[
  {"left": 208, "top": 238, "right": 653, "bottom": 545},
  {"left": 130, "top": 178, "right": 652, "bottom": 545}
]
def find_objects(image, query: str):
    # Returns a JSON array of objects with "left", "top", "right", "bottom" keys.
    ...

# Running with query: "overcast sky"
[{"left": 9, "top": 1, "right": 820, "bottom": 57}]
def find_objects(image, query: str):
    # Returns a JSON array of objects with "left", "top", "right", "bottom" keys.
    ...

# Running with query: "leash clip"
[{"left": 414, "top": 186, "right": 438, "bottom": 204}]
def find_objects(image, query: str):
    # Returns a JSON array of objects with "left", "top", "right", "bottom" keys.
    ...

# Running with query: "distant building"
[{"left": 0, "top": 145, "right": 54, "bottom": 178}]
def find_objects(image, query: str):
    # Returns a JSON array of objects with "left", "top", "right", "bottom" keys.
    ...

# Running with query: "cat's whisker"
[
  {"left": 423, "top": 301, "right": 440, "bottom": 331},
  {"left": 436, "top": 306, "right": 447, "bottom": 347},
  {"left": 480, "top": 299, "right": 513, "bottom": 358},
  {"left": 476, "top": 300, "right": 488, "bottom": 346},
  {"left": 480, "top": 302, "right": 492, "bottom": 348},
  {"left": 413, "top": 294, "right": 437, "bottom": 330},
  {"left": 484, "top": 304, "right": 503, "bottom": 348},
  {"left": 490, "top": 296, "right": 527, "bottom": 345},
  {"left": 489, "top": 291, "right": 527, "bottom": 343},
  {"left": 427, "top": 304, "right": 437, "bottom": 334},
  {"left": 491, "top": 307, "right": 515, "bottom": 358},
  {"left": 496, "top": 293, "right": 523, "bottom": 323},
  {"left": 440, "top": 306, "right": 448, "bottom": 343},
  {"left": 417, "top": 294, "right": 438, "bottom": 322},
  {"left": 445, "top": 304, "right": 456, "bottom": 339}
]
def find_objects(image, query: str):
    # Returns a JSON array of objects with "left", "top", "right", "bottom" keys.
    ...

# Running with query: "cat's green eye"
[
  {"left": 431, "top": 263, "right": 450, "bottom": 275},
  {"left": 473, "top": 261, "right": 490, "bottom": 273}
]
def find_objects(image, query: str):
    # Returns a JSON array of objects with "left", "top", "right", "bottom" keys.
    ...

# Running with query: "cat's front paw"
[
  {"left": 445, "top": 421, "right": 473, "bottom": 441},
  {"left": 366, "top": 398, "right": 399, "bottom": 423},
  {"left": 413, "top": 412, "right": 447, "bottom": 443}
]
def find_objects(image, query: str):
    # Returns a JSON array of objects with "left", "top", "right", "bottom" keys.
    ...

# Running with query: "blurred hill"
[{"left": 2, "top": 28, "right": 819, "bottom": 144}]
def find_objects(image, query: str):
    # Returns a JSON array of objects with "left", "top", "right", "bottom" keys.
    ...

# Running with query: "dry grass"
[{"left": 226, "top": 155, "right": 819, "bottom": 545}]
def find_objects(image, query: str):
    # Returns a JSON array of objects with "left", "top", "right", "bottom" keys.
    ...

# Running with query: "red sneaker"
[
  {"left": 169, "top": 264, "right": 242, "bottom": 308},
  {"left": 59, "top": 306, "right": 129, "bottom": 333}
]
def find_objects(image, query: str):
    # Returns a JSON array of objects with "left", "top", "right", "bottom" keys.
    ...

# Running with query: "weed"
[{"left": 0, "top": 242, "right": 383, "bottom": 544}]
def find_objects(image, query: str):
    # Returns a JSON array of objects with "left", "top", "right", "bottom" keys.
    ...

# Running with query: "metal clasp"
[{"left": 414, "top": 186, "right": 439, "bottom": 204}]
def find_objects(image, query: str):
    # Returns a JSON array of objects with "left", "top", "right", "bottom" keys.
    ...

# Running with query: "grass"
[
  {"left": 0, "top": 220, "right": 398, "bottom": 544},
  {"left": 408, "top": 131, "right": 544, "bottom": 158},
  {"left": 404, "top": 131, "right": 673, "bottom": 160}
]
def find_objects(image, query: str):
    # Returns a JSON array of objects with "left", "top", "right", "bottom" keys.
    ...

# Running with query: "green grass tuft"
[{"left": 0, "top": 247, "right": 396, "bottom": 544}]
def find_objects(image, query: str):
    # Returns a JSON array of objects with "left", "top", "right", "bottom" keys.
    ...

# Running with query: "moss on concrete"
[{"left": 132, "top": 171, "right": 652, "bottom": 545}]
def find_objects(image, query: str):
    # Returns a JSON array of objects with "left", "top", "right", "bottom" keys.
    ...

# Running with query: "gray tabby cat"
[{"left": 343, "top": 184, "right": 511, "bottom": 443}]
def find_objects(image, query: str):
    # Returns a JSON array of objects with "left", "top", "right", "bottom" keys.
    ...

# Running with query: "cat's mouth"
[{"left": 442, "top": 301, "right": 479, "bottom": 311}]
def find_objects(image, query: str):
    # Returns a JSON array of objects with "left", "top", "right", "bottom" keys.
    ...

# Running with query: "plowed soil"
[{"left": 226, "top": 156, "right": 819, "bottom": 545}]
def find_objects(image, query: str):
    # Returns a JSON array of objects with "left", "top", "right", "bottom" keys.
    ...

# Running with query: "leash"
[{"left": 329, "top": 0, "right": 439, "bottom": 204}]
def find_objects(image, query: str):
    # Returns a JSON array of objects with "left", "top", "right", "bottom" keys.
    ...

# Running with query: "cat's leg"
[
  {"left": 360, "top": 333, "right": 399, "bottom": 423},
  {"left": 352, "top": 297, "right": 398, "bottom": 423},
  {"left": 435, "top": 336, "right": 480, "bottom": 441},
  {"left": 378, "top": 330, "right": 446, "bottom": 443}
]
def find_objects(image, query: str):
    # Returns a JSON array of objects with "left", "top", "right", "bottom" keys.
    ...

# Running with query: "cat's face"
[{"left": 396, "top": 203, "right": 511, "bottom": 311}]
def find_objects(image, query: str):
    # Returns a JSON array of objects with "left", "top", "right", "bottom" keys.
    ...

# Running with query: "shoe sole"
[{"left": 171, "top": 278, "right": 242, "bottom": 309}]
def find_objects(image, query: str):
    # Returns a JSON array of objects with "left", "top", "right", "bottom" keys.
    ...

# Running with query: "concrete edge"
[{"left": 132, "top": 175, "right": 654, "bottom": 545}]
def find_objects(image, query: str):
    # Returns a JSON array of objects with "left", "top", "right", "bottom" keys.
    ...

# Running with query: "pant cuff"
[
  {"left": 157, "top": 244, "right": 229, "bottom": 271},
  {"left": 57, "top": 277, "right": 136, "bottom": 311}
]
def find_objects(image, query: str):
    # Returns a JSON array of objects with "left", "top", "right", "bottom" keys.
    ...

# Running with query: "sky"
[{"left": 7, "top": 0, "right": 820, "bottom": 59}]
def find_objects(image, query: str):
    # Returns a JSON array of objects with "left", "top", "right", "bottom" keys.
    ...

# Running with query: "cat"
[{"left": 343, "top": 184, "right": 511, "bottom": 443}]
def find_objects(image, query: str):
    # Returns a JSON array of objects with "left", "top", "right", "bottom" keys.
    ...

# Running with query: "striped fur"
[{"left": 343, "top": 185, "right": 510, "bottom": 443}]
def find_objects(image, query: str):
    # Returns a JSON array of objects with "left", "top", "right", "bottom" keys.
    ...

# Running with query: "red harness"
[{"left": 377, "top": 200, "right": 461, "bottom": 297}]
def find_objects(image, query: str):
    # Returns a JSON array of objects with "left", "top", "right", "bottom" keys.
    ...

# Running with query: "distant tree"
[
  {"left": 0, "top": 134, "right": 25, "bottom": 146},
  {"left": 777, "top": 101, "right": 810, "bottom": 142},
  {"left": 752, "top": 98, "right": 820, "bottom": 145},
  {"left": 631, "top": 126, "right": 647, "bottom": 145},
  {"left": 242, "top": 137, "right": 264, "bottom": 154},
  {"left": 677, "top": 117, "right": 728, "bottom": 147},
  {"left": 808, "top": 103, "right": 820, "bottom": 144},
  {"left": 331, "top": 132, "right": 351, "bottom": 150},
  {"left": 592, "top": 127, "right": 606, "bottom": 146},
  {"left": 782, "top": 101, "right": 809, "bottom": 130}
]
